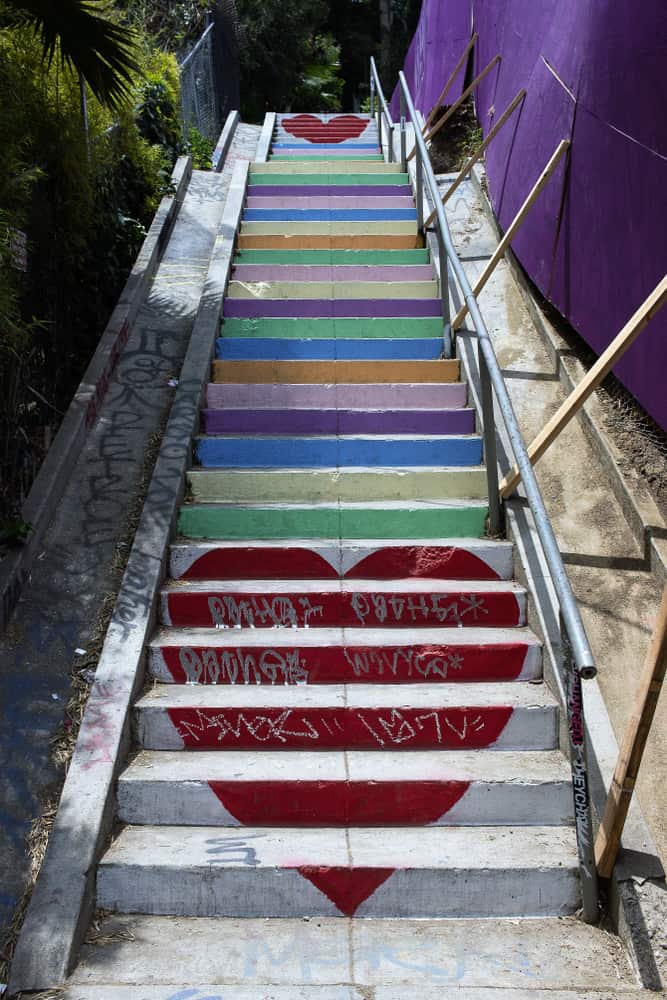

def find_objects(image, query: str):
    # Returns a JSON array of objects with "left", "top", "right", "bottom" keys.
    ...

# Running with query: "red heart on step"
[
  {"left": 298, "top": 866, "right": 394, "bottom": 915},
  {"left": 282, "top": 114, "right": 370, "bottom": 144}
]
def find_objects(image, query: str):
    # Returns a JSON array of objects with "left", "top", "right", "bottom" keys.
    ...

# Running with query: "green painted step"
[
  {"left": 220, "top": 317, "right": 444, "bottom": 339},
  {"left": 250, "top": 173, "right": 410, "bottom": 186},
  {"left": 178, "top": 503, "right": 488, "bottom": 540},
  {"left": 234, "top": 249, "right": 430, "bottom": 265}
]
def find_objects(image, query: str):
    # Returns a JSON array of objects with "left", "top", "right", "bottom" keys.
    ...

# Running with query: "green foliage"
[
  {"left": 292, "top": 34, "right": 343, "bottom": 112},
  {"left": 186, "top": 127, "right": 214, "bottom": 169},
  {"left": 117, "top": 0, "right": 209, "bottom": 50}
]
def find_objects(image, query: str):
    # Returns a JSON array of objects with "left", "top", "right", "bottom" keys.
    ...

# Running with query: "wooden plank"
[
  {"left": 595, "top": 586, "right": 667, "bottom": 879},
  {"left": 500, "top": 273, "right": 667, "bottom": 496},
  {"left": 408, "top": 55, "right": 501, "bottom": 162},
  {"left": 421, "top": 34, "right": 478, "bottom": 136},
  {"left": 424, "top": 89, "right": 526, "bottom": 226},
  {"left": 451, "top": 139, "right": 570, "bottom": 331}
]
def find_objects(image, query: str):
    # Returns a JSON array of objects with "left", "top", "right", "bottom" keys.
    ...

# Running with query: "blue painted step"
[
  {"left": 215, "top": 337, "right": 443, "bottom": 361},
  {"left": 195, "top": 436, "right": 483, "bottom": 468}
]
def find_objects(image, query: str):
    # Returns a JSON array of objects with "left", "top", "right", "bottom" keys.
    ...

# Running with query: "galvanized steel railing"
[
  {"left": 369, "top": 57, "right": 395, "bottom": 164},
  {"left": 370, "top": 59, "right": 600, "bottom": 922}
]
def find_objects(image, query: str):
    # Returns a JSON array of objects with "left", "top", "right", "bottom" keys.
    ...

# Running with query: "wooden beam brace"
[
  {"left": 499, "top": 272, "right": 667, "bottom": 497},
  {"left": 451, "top": 138, "right": 570, "bottom": 330},
  {"left": 424, "top": 88, "right": 526, "bottom": 227},
  {"left": 421, "top": 34, "right": 478, "bottom": 136},
  {"left": 408, "top": 54, "right": 501, "bottom": 162},
  {"left": 595, "top": 586, "right": 667, "bottom": 879}
]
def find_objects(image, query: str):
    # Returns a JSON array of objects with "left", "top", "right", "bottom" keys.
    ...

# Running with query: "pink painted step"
[
  {"left": 159, "top": 579, "right": 526, "bottom": 630},
  {"left": 148, "top": 626, "right": 541, "bottom": 685},
  {"left": 169, "top": 540, "right": 514, "bottom": 582},
  {"left": 206, "top": 383, "right": 468, "bottom": 409},
  {"left": 231, "top": 265, "right": 434, "bottom": 282}
]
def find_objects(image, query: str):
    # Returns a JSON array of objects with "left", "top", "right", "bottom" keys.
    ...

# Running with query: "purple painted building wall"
[{"left": 393, "top": 1, "right": 667, "bottom": 430}]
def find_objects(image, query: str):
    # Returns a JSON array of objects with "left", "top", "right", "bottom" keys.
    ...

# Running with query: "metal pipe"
[
  {"left": 415, "top": 142, "right": 424, "bottom": 232},
  {"left": 398, "top": 70, "right": 595, "bottom": 680},
  {"left": 479, "top": 351, "right": 503, "bottom": 536}
]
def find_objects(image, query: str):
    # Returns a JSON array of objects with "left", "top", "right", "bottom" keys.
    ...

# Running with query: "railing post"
[
  {"left": 378, "top": 110, "right": 383, "bottom": 159},
  {"left": 561, "top": 614, "right": 599, "bottom": 924},
  {"left": 479, "top": 348, "right": 503, "bottom": 535},
  {"left": 399, "top": 89, "right": 407, "bottom": 172},
  {"left": 436, "top": 227, "right": 452, "bottom": 358},
  {"left": 387, "top": 122, "right": 394, "bottom": 163},
  {"left": 415, "top": 142, "right": 424, "bottom": 233},
  {"left": 369, "top": 73, "right": 375, "bottom": 117}
]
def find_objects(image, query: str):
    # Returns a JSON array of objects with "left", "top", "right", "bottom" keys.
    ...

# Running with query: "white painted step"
[
  {"left": 62, "top": 914, "right": 640, "bottom": 997},
  {"left": 134, "top": 681, "right": 558, "bottom": 751},
  {"left": 117, "top": 749, "right": 574, "bottom": 826},
  {"left": 147, "top": 624, "right": 542, "bottom": 685},
  {"left": 169, "top": 537, "right": 515, "bottom": 580},
  {"left": 97, "top": 824, "right": 579, "bottom": 918}
]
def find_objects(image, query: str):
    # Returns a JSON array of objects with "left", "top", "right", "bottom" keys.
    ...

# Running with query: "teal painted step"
[
  {"left": 220, "top": 317, "right": 444, "bottom": 339},
  {"left": 178, "top": 503, "right": 488, "bottom": 540},
  {"left": 234, "top": 249, "right": 430, "bottom": 265}
]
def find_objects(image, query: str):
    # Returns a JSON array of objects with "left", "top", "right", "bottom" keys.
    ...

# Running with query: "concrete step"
[
  {"left": 159, "top": 578, "right": 526, "bottom": 630},
  {"left": 193, "top": 434, "right": 483, "bottom": 469},
  {"left": 237, "top": 233, "right": 424, "bottom": 250},
  {"left": 117, "top": 749, "right": 573, "bottom": 826},
  {"left": 206, "top": 381, "right": 467, "bottom": 408},
  {"left": 201, "top": 407, "right": 475, "bottom": 435},
  {"left": 231, "top": 263, "right": 432, "bottom": 282},
  {"left": 96, "top": 824, "right": 579, "bottom": 917},
  {"left": 239, "top": 221, "right": 419, "bottom": 237},
  {"left": 210, "top": 359, "right": 460, "bottom": 383},
  {"left": 219, "top": 316, "right": 444, "bottom": 338},
  {"left": 168, "top": 539, "right": 514, "bottom": 581},
  {"left": 243, "top": 198, "right": 416, "bottom": 210},
  {"left": 226, "top": 279, "right": 435, "bottom": 298},
  {"left": 177, "top": 500, "right": 489, "bottom": 540},
  {"left": 223, "top": 297, "right": 439, "bottom": 318},
  {"left": 247, "top": 182, "right": 413, "bottom": 195},
  {"left": 148, "top": 624, "right": 541, "bottom": 685},
  {"left": 134, "top": 681, "right": 555, "bottom": 750},
  {"left": 244, "top": 209, "right": 418, "bottom": 222},
  {"left": 269, "top": 154, "right": 385, "bottom": 161},
  {"left": 249, "top": 162, "right": 402, "bottom": 174},
  {"left": 60, "top": 914, "right": 641, "bottom": 997},
  {"left": 186, "top": 467, "right": 486, "bottom": 502},
  {"left": 249, "top": 173, "right": 410, "bottom": 187}
]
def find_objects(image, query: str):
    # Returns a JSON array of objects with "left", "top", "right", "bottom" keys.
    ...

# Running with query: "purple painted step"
[
  {"left": 223, "top": 299, "right": 442, "bottom": 319},
  {"left": 231, "top": 265, "right": 435, "bottom": 282},
  {"left": 247, "top": 185, "right": 412, "bottom": 197},
  {"left": 202, "top": 407, "right": 475, "bottom": 435},
  {"left": 206, "top": 383, "right": 468, "bottom": 409},
  {"left": 246, "top": 197, "right": 415, "bottom": 209}
]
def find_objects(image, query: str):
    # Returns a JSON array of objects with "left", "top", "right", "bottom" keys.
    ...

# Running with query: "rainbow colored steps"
[{"left": 99, "top": 112, "right": 579, "bottom": 923}]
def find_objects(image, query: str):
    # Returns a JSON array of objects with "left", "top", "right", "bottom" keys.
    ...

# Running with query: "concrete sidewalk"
[{"left": 0, "top": 125, "right": 260, "bottom": 947}]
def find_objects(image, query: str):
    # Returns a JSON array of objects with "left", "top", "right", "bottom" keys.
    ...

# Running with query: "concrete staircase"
[{"left": 98, "top": 113, "right": 579, "bottom": 922}]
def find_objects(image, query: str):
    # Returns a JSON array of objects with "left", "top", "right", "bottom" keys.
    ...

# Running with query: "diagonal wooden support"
[
  {"left": 421, "top": 34, "right": 478, "bottom": 137},
  {"left": 451, "top": 138, "right": 570, "bottom": 331},
  {"left": 595, "top": 586, "right": 667, "bottom": 879},
  {"left": 408, "top": 54, "right": 501, "bottom": 162},
  {"left": 500, "top": 272, "right": 667, "bottom": 497},
  {"left": 424, "top": 88, "right": 527, "bottom": 227}
]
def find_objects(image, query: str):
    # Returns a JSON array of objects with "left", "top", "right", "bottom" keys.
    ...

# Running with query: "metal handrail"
[
  {"left": 369, "top": 57, "right": 395, "bottom": 163},
  {"left": 393, "top": 68, "right": 599, "bottom": 921}
]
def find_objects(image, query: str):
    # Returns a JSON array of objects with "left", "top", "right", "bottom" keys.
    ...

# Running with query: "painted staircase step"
[
  {"left": 244, "top": 198, "right": 416, "bottom": 210},
  {"left": 270, "top": 154, "right": 385, "bottom": 161},
  {"left": 249, "top": 175, "right": 409, "bottom": 188},
  {"left": 233, "top": 248, "right": 429, "bottom": 264},
  {"left": 219, "top": 317, "right": 443, "bottom": 339},
  {"left": 187, "top": 467, "right": 487, "bottom": 503},
  {"left": 237, "top": 234, "right": 423, "bottom": 250},
  {"left": 231, "top": 265, "right": 433, "bottom": 281},
  {"left": 177, "top": 501, "right": 488, "bottom": 540},
  {"left": 272, "top": 142, "right": 380, "bottom": 150},
  {"left": 244, "top": 209, "right": 416, "bottom": 222},
  {"left": 117, "top": 749, "right": 573, "bottom": 827},
  {"left": 201, "top": 408, "right": 475, "bottom": 435},
  {"left": 135, "top": 681, "right": 555, "bottom": 750},
  {"left": 193, "top": 435, "right": 483, "bottom": 469},
  {"left": 239, "top": 222, "right": 418, "bottom": 236},
  {"left": 149, "top": 625, "right": 541, "bottom": 685},
  {"left": 169, "top": 539, "right": 514, "bottom": 581},
  {"left": 215, "top": 338, "right": 442, "bottom": 361},
  {"left": 206, "top": 382, "right": 467, "bottom": 409},
  {"left": 248, "top": 162, "right": 402, "bottom": 174},
  {"left": 61, "top": 914, "right": 640, "bottom": 997},
  {"left": 248, "top": 183, "right": 413, "bottom": 195},
  {"left": 159, "top": 579, "right": 526, "bottom": 629},
  {"left": 97, "top": 824, "right": 578, "bottom": 918},
  {"left": 211, "top": 360, "right": 460, "bottom": 384},
  {"left": 226, "top": 280, "right": 436, "bottom": 298},
  {"left": 222, "top": 299, "right": 440, "bottom": 319}
]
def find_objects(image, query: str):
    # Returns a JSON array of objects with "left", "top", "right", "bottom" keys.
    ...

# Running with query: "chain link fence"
[{"left": 179, "top": 4, "right": 241, "bottom": 143}]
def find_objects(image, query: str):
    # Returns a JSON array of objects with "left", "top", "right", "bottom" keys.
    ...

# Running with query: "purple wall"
[{"left": 394, "top": 1, "right": 667, "bottom": 430}]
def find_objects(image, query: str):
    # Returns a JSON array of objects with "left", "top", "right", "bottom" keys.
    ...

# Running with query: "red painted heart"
[{"left": 282, "top": 114, "right": 369, "bottom": 144}]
